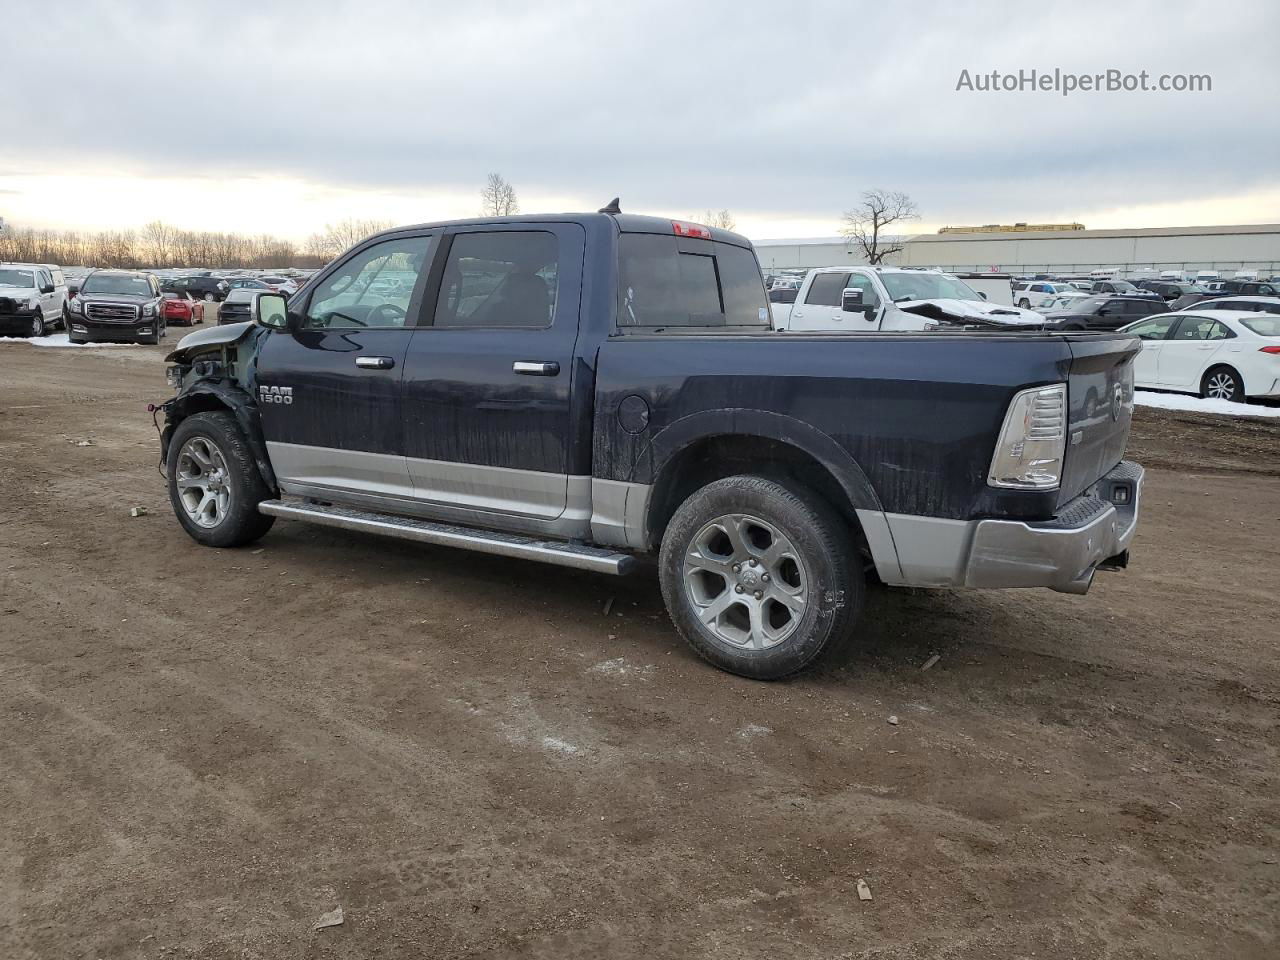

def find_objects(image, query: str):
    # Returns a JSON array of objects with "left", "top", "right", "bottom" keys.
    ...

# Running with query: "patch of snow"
[
  {"left": 737, "top": 723, "right": 772, "bottom": 739},
  {"left": 0, "top": 333, "right": 146, "bottom": 349},
  {"left": 1134, "top": 390, "right": 1280, "bottom": 418},
  {"left": 541, "top": 736, "right": 579, "bottom": 755}
]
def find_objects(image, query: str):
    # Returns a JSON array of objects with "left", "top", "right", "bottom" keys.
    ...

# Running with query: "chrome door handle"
[
  {"left": 355, "top": 356, "right": 395, "bottom": 369},
  {"left": 513, "top": 361, "right": 559, "bottom": 376}
]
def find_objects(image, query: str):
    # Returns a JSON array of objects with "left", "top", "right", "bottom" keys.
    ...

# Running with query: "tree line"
[{"left": 0, "top": 217, "right": 393, "bottom": 270}]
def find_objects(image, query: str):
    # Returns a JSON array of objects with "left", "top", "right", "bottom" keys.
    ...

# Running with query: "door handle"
[
  {"left": 513, "top": 361, "right": 559, "bottom": 376},
  {"left": 355, "top": 356, "right": 395, "bottom": 369}
]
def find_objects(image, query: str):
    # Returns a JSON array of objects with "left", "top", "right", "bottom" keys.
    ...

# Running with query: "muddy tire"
[
  {"left": 659, "top": 475, "right": 863, "bottom": 680},
  {"left": 166, "top": 411, "right": 274, "bottom": 547}
]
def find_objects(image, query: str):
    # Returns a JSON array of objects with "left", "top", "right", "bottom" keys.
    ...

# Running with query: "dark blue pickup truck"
[{"left": 158, "top": 212, "right": 1143, "bottom": 679}]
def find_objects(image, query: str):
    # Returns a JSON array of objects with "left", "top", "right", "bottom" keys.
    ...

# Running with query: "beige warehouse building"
[{"left": 752, "top": 223, "right": 1280, "bottom": 276}]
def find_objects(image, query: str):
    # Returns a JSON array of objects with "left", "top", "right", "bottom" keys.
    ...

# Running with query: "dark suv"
[
  {"left": 66, "top": 270, "right": 167, "bottom": 344},
  {"left": 1043, "top": 295, "right": 1169, "bottom": 331},
  {"left": 162, "top": 275, "right": 229, "bottom": 302}
]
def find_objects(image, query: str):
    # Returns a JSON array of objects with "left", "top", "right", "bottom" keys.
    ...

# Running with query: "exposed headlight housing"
[
  {"left": 142, "top": 303, "right": 157, "bottom": 317},
  {"left": 988, "top": 384, "right": 1067, "bottom": 490}
]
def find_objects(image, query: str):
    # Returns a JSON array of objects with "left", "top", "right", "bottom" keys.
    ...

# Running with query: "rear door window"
[
  {"left": 618, "top": 233, "right": 769, "bottom": 328},
  {"left": 433, "top": 231, "right": 559, "bottom": 329}
]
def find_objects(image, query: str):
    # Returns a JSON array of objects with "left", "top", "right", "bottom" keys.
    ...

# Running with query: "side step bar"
[{"left": 257, "top": 499, "right": 637, "bottom": 576}]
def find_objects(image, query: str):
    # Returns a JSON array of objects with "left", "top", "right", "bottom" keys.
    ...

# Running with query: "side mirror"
[
  {"left": 40, "top": 283, "right": 55, "bottom": 294},
  {"left": 978, "top": 291, "right": 988, "bottom": 300},
  {"left": 68, "top": 285, "right": 79, "bottom": 298},
  {"left": 841, "top": 288, "right": 874, "bottom": 318},
  {"left": 254, "top": 293, "right": 291, "bottom": 330}
]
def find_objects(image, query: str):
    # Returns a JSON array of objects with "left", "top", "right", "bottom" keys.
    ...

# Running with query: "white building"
[{"left": 752, "top": 223, "right": 1280, "bottom": 277}]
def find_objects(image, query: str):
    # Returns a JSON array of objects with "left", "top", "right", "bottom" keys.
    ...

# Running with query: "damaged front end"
[
  {"left": 899, "top": 298, "right": 1046, "bottom": 331},
  {"left": 153, "top": 321, "right": 277, "bottom": 490}
]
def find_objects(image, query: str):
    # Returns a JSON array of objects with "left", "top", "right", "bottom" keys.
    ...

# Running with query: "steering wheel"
[{"left": 366, "top": 303, "right": 406, "bottom": 325}]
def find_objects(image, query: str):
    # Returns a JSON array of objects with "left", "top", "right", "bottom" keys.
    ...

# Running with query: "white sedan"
[{"left": 1118, "top": 309, "right": 1280, "bottom": 402}]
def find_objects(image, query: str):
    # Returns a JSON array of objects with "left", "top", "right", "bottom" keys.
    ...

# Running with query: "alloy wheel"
[
  {"left": 175, "top": 436, "right": 232, "bottom": 528},
  {"left": 682, "top": 513, "right": 808, "bottom": 650},
  {"left": 1205, "top": 371, "right": 1238, "bottom": 400}
]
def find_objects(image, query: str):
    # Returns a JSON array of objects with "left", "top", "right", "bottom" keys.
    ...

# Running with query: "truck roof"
[{"left": 374, "top": 211, "right": 755, "bottom": 249}]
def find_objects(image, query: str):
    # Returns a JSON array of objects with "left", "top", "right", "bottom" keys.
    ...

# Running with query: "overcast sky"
[{"left": 3, "top": 0, "right": 1277, "bottom": 241}]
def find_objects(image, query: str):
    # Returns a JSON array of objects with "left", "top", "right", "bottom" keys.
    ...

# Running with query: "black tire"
[
  {"left": 166, "top": 411, "right": 275, "bottom": 547},
  {"left": 203, "top": 292, "right": 215, "bottom": 302},
  {"left": 29, "top": 314, "right": 45, "bottom": 338},
  {"left": 1201, "top": 365, "right": 1245, "bottom": 403},
  {"left": 1018, "top": 298, "right": 1031, "bottom": 308},
  {"left": 658, "top": 475, "right": 864, "bottom": 680}
]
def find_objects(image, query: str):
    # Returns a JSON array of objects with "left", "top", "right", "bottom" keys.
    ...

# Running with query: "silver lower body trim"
[
  {"left": 871, "top": 461, "right": 1143, "bottom": 594},
  {"left": 258, "top": 499, "right": 636, "bottom": 575}
]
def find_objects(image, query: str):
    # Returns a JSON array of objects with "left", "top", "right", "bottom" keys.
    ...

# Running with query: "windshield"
[
  {"left": 82, "top": 274, "right": 152, "bottom": 297},
  {"left": 879, "top": 272, "right": 982, "bottom": 302},
  {"left": 1109, "top": 281, "right": 1137, "bottom": 292},
  {"left": 0, "top": 268, "right": 36, "bottom": 288},
  {"left": 1240, "top": 315, "right": 1280, "bottom": 336}
]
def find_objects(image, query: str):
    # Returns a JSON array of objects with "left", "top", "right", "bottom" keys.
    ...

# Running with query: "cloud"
[{"left": 2, "top": 0, "right": 1277, "bottom": 236}]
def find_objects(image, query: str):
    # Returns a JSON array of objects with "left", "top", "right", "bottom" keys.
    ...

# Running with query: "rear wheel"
[
  {"left": 659, "top": 475, "right": 863, "bottom": 680},
  {"left": 167, "top": 412, "right": 275, "bottom": 547},
  {"left": 1202, "top": 366, "right": 1245, "bottom": 403},
  {"left": 203, "top": 292, "right": 215, "bottom": 302}
]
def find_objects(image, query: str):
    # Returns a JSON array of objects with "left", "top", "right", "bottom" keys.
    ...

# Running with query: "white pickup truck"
[{"left": 771, "top": 266, "right": 1044, "bottom": 332}]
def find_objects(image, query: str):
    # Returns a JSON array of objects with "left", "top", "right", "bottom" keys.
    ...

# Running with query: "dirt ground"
[{"left": 1, "top": 340, "right": 1277, "bottom": 960}]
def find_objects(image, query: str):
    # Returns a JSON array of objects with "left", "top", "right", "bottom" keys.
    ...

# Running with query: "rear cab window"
[{"left": 617, "top": 232, "right": 769, "bottom": 331}]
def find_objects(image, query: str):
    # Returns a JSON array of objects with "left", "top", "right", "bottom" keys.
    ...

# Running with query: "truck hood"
[
  {"left": 80, "top": 293, "right": 152, "bottom": 303},
  {"left": 897, "top": 298, "right": 1045, "bottom": 328},
  {"left": 165, "top": 320, "right": 255, "bottom": 363}
]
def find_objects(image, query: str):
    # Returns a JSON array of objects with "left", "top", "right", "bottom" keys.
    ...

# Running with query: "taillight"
[
  {"left": 988, "top": 384, "right": 1067, "bottom": 490},
  {"left": 671, "top": 220, "right": 712, "bottom": 239},
  {"left": 1260, "top": 345, "right": 1280, "bottom": 355}
]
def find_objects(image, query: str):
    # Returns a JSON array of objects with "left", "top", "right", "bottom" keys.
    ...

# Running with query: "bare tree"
[
  {"left": 480, "top": 172, "right": 519, "bottom": 217},
  {"left": 693, "top": 209, "right": 736, "bottom": 230},
  {"left": 142, "top": 220, "right": 177, "bottom": 266},
  {"left": 840, "top": 189, "right": 920, "bottom": 265},
  {"left": 305, "top": 218, "right": 394, "bottom": 261}
]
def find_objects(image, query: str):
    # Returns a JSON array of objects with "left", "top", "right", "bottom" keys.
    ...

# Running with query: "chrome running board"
[{"left": 258, "top": 499, "right": 637, "bottom": 575}]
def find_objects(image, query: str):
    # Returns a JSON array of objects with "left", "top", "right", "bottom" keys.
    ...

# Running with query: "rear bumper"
[
  {"left": 965, "top": 461, "right": 1143, "bottom": 593},
  {"left": 867, "top": 461, "right": 1144, "bottom": 595}
]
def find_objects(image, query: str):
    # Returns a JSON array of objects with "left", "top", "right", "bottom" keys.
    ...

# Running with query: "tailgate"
[{"left": 1058, "top": 335, "right": 1141, "bottom": 506}]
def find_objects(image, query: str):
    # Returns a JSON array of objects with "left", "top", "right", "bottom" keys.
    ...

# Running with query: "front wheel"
[
  {"left": 1202, "top": 366, "right": 1245, "bottom": 403},
  {"left": 167, "top": 411, "right": 275, "bottom": 547},
  {"left": 29, "top": 314, "right": 45, "bottom": 338},
  {"left": 1018, "top": 298, "right": 1031, "bottom": 308},
  {"left": 659, "top": 475, "right": 863, "bottom": 680}
]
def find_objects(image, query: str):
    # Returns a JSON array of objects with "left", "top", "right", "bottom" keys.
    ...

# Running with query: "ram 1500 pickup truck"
[
  {"left": 774, "top": 266, "right": 1045, "bottom": 332},
  {"left": 157, "top": 213, "right": 1144, "bottom": 680}
]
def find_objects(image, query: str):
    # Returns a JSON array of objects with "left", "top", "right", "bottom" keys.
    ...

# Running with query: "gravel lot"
[{"left": 2, "top": 341, "right": 1277, "bottom": 959}]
